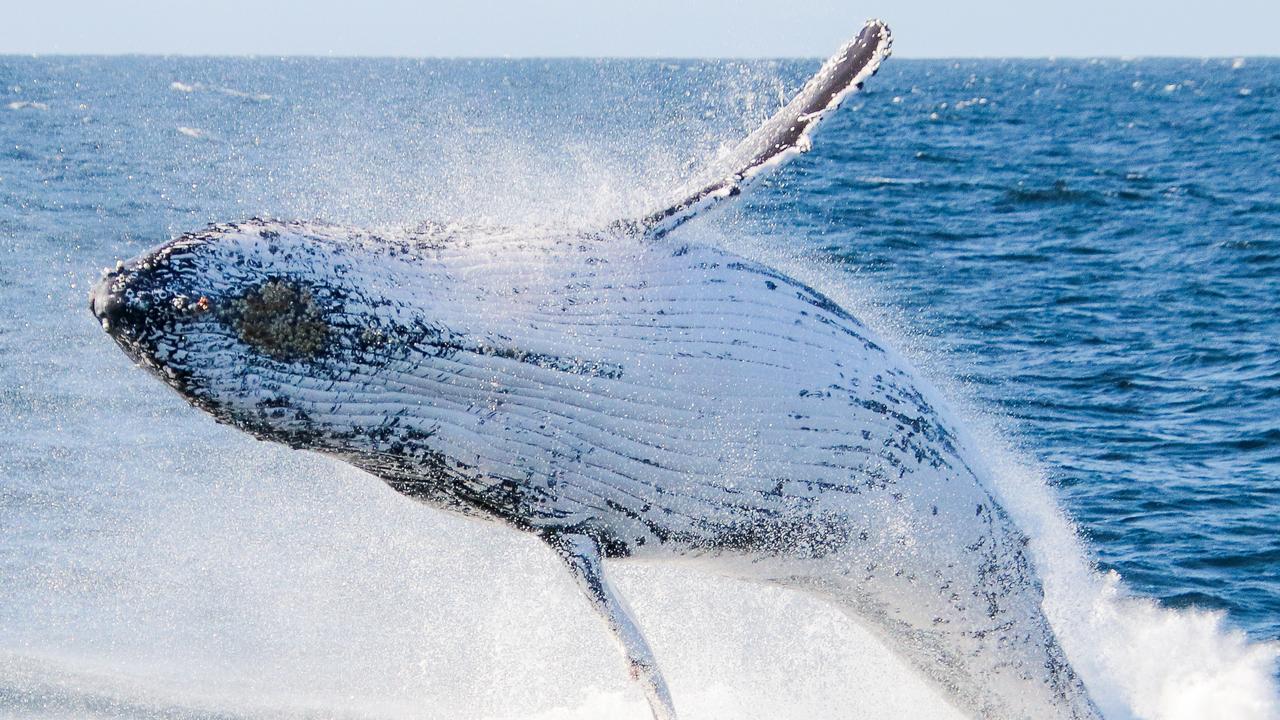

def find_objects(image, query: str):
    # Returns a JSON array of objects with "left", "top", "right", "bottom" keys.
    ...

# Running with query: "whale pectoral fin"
[
  {"left": 546, "top": 532, "right": 677, "bottom": 720},
  {"left": 629, "top": 19, "right": 892, "bottom": 239}
]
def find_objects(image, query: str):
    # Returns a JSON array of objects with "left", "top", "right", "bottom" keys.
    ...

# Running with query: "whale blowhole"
[{"left": 231, "top": 279, "right": 329, "bottom": 360}]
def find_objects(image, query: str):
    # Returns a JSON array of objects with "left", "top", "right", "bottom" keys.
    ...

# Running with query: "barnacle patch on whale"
[{"left": 230, "top": 279, "right": 329, "bottom": 360}]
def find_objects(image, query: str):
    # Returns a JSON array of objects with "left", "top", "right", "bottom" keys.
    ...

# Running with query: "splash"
[{"left": 976, "top": 437, "right": 1280, "bottom": 720}]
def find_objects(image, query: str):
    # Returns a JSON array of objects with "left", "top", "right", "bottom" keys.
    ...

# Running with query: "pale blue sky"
[{"left": 3, "top": 0, "right": 1277, "bottom": 58}]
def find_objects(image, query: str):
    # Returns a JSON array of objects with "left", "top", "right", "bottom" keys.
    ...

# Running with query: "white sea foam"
[
  {"left": 167, "top": 80, "right": 270, "bottom": 101},
  {"left": 216, "top": 86, "right": 272, "bottom": 102},
  {"left": 858, "top": 175, "right": 923, "bottom": 186},
  {"left": 971, "top": 426, "right": 1280, "bottom": 720},
  {"left": 6, "top": 100, "right": 49, "bottom": 110},
  {"left": 177, "top": 126, "right": 205, "bottom": 138}
]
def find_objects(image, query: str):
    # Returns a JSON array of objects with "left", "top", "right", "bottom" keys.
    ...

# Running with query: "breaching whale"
[{"left": 89, "top": 20, "right": 1103, "bottom": 720}]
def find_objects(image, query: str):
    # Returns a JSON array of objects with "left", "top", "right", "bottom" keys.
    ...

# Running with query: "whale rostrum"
[{"left": 90, "top": 20, "right": 1103, "bottom": 720}]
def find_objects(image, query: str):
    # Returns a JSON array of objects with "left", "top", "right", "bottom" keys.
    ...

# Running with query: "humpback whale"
[{"left": 89, "top": 20, "right": 1102, "bottom": 720}]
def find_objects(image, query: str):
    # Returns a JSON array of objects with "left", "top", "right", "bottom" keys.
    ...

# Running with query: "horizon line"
[{"left": 2, "top": 52, "right": 1276, "bottom": 62}]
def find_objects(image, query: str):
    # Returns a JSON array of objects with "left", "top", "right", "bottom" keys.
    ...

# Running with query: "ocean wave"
[
  {"left": 168, "top": 81, "right": 272, "bottom": 102},
  {"left": 855, "top": 175, "right": 924, "bottom": 186},
  {"left": 216, "top": 87, "right": 272, "bottom": 102},
  {"left": 998, "top": 181, "right": 1110, "bottom": 208}
]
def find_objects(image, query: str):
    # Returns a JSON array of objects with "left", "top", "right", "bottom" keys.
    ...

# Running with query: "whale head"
[{"left": 89, "top": 221, "right": 467, "bottom": 469}]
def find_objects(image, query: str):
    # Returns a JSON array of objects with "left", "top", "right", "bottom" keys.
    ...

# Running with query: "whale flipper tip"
[
  {"left": 547, "top": 532, "right": 677, "bottom": 720},
  {"left": 636, "top": 18, "right": 893, "bottom": 238}
]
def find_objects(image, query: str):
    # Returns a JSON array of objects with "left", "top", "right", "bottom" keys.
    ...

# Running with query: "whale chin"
[
  {"left": 89, "top": 254, "right": 185, "bottom": 376},
  {"left": 88, "top": 268, "right": 126, "bottom": 332}
]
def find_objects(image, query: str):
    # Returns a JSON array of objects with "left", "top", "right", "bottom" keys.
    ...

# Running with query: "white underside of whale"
[{"left": 144, "top": 218, "right": 1099, "bottom": 720}]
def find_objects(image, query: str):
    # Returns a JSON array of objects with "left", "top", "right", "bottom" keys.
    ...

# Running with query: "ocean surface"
[{"left": 1, "top": 53, "right": 1277, "bottom": 719}]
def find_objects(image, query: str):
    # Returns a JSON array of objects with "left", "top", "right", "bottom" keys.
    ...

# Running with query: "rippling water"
[
  {"left": 0, "top": 54, "right": 1276, "bottom": 719},
  {"left": 780, "top": 58, "right": 1280, "bottom": 636}
]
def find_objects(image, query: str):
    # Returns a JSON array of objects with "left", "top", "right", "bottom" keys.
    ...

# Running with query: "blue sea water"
[{"left": 0, "top": 53, "right": 1277, "bottom": 719}]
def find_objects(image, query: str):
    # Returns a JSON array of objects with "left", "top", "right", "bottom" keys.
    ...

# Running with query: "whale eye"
[{"left": 231, "top": 279, "right": 329, "bottom": 360}]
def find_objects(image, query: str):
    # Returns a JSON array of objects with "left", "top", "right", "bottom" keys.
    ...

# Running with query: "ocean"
[{"left": 0, "top": 54, "right": 1277, "bottom": 719}]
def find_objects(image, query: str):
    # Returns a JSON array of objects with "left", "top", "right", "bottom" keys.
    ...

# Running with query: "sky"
[{"left": 1, "top": 0, "right": 1277, "bottom": 58}]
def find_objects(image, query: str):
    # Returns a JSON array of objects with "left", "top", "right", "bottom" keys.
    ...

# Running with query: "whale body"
[{"left": 89, "top": 20, "right": 1102, "bottom": 720}]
